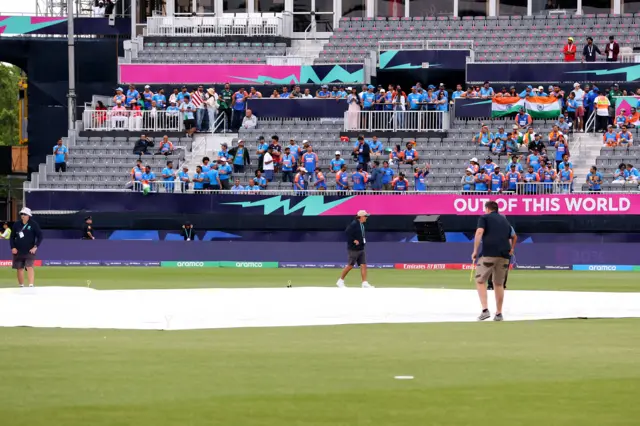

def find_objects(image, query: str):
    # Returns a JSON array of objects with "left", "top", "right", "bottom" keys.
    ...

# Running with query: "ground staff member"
[
  {"left": 10, "top": 207, "right": 43, "bottom": 288},
  {"left": 471, "top": 201, "right": 514, "bottom": 321},
  {"left": 82, "top": 216, "right": 95, "bottom": 240},
  {"left": 1, "top": 222, "right": 10, "bottom": 239},
  {"left": 336, "top": 210, "right": 374, "bottom": 288}
]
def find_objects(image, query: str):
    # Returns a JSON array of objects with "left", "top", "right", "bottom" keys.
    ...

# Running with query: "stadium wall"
[{"left": 0, "top": 240, "right": 638, "bottom": 268}]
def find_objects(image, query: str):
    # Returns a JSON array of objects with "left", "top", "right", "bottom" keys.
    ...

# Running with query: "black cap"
[
  {"left": 84, "top": 216, "right": 92, "bottom": 221},
  {"left": 184, "top": 221, "right": 191, "bottom": 226}
]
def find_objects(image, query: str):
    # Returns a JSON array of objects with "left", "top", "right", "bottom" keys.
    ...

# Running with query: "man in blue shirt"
[
  {"left": 178, "top": 166, "right": 190, "bottom": 192},
  {"left": 281, "top": 147, "right": 295, "bottom": 183},
  {"left": 152, "top": 89, "right": 166, "bottom": 109},
  {"left": 161, "top": 161, "right": 176, "bottom": 193},
  {"left": 479, "top": 81, "right": 494, "bottom": 98},
  {"left": 141, "top": 165, "right": 156, "bottom": 192},
  {"left": 330, "top": 151, "right": 345, "bottom": 174},
  {"left": 451, "top": 84, "right": 464, "bottom": 100},
  {"left": 408, "top": 87, "right": 421, "bottom": 111},
  {"left": 229, "top": 139, "right": 249, "bottom": 173},
  {"left": 231, "top": 178, "right": 245, "bottom": 192},
  {"left": 254, "top": 170, "right": 267, "bottom": 189},
  {"left": 352, "top": 166, "right": 367, "bottom": 192},
  {"left": 207, "top": 164, "right": 221, "bottom": 190},
  {"left": 231, "top": 88, "right": 247, "bottom": 131},
  {"left": 193, "top": 165, "right": 205, "bottom": 193},
  {"left": 362, "top": 85, "right": 376, "bottom": 111},
  {"left": 218, "top": 158, "right": 233, "bottom": 190},
  {"left": 126, "top": 85, "right": 139, "bottom": 105},
  {"left": 53, "top": 138, "right": 68, "bottom": 172},
  {"left": 381, "top": 160, "right": 395, "bottom": 191},
  {"left": 586, "top": 166, "right": 603, "bottom": 192},
  {"left": 257, "top": 136, "right": 269, "bottom": 172},
  {"left": 368, "top": 136, "right": 384, "bottom": 158}
]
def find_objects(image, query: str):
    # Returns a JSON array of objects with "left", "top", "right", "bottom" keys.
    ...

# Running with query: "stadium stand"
[
  {"left": 134, "top": 41, "right": 288, "bottom": 64},
  {"left": 318, "top": 14, "right": 640, "bottom": 64}
]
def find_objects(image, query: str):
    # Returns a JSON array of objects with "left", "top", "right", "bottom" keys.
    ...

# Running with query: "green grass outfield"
[{"left": 0, "top": 268, "right": 639, "bottom": 426}]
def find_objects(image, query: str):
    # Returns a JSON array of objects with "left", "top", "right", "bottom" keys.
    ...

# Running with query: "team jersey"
[
  {"left": 490, "top": 173, "right": 505, "bottom": 192},
  {"left": 336, "top": 171, "right": 350, "bottom": 190},
  {"left": 351, "top": 172, "right": 367, "bottom": 191},
  {"left": 586, "top": 171, "right": 603, "bottom": 190},
  {"left": 475, "top": 173, "right": 489, "bottom": 191},
  {"left": 462, "top": 174, "right": 475, "bottom": 191},
  {"left": 282, "top": 153, "right": 295, "bottom": 172},
  {"left": 506, "top": 171, "right": 521, "bottom": 190},
  {"left": 483, "top": 163, "right": 496, "bottom": 174},
  {"left": 303, "top": 152, "right": 317, "bottom": 172},
  {"left": 393, "top": 178, "right": 408, "bottom": 191},
  {"left": 414, "top": 172, "right": 428, "bottom": 191},
  {"left": 330, "top": 158, "right": 345, "bottom": 172},
  {"left": 315, "top": 171, "right": 327, "bottom": 189},
  {"left": 294, "top": 173, "right": 307, "bottom": 191}
]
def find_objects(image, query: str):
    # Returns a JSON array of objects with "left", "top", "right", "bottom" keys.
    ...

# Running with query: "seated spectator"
[
  {"left": 626, "top": 163, "right": 640, "bottom": 183},
  {"left": 278, "top": 87, "right": 290, "bottom": 99},
  {"left": 558, "top": 154, "right": 573, "bottom": 172},
  {"left": 330, "top": 151, "right": 345, "bottom": 173},
  {"left": 254, "top": 170, "right": 267, "bottom": 189},
  {"left": 490, "top": 137, "right": 505, "bottom": 155},
  {"left": 110, "top": 100, "right": 128, "bottom": 129},
  {"left": 505, "top": 164, "right": 521, "bottom": 192},
  {"left": 474, "top": 168, "right": 490, "bottom": 192},
  {"left": 505, "top": 153, "right": 524, "bottom": 173},
  {"left": 603, "top": 125, "right": 619, "bottom": 146},
  {"left": 133, "top": 134, "right": 152, "bottom": 156},
  {"left": 293, "top": 167, "right": 308, "bottom": 192},
  {"left": 494, "top": 87, "right": 509, "bottom": 98},
  {"left": 618, "top": 125, "right": 634, "bottom": 146},
  {"left": 403, "top": 142, "right": 418, "bottom": 165},
  {"left": 494, "top": 126, "right": 509, "bottom": 141},
  {"left": 627, "top": 107, "right": 640, "bottom": 127},
  {"left": 53, "top": 138, "right": 68, "bottom": 173},
  {"left": 586, "top": 166, "right": 603, "bottom": 191},
  {"left": 527, "top": 148, "right": 542, "bottom": 171},
  {"left": 548, "top": 125, "right": 562, "bottom": 146},
  {"left": 392, "top": 172, "right": 409, "bottom": 192},
  {"left": 518, "top": 86, "right": 535, "bottom": 98},
  {"left": 515, "top": 107, "right": 532, "bottom": 129},
  {"left": 336, "top": 164, "right": 350, "bottom": 190},
  {"left": 468, "top": 157, "right": 480, "bottom": 174},
  {"left": 536, "top": 86, "right": 549, "bottom": 97},
  {"left": 483, "top": 157, "right": 496, "bottom": 174},
  {"left": 270, "top": 89, "right": 280, "bottom": 98},
  {"left": 249, "top": 87, "right": 262, "bottom": 99},
  {"left": 523, "top": 165, "right": 539, "bottom": 194},
  {"left": 316, "top": 85, "right": 330, "bottom": 98},
  {"left": 506, "top": 133, "right": 520, "bottom": 154},
  {"left": 178, "top": 166, "right": 190, "bottom": 192},
  {"left": 302, "top": 88, "right": 314, "bottom": 99},
  {"left": 166, "top": 101, "right": 180, "bottom": 128},
  {"left": 289, "top": 86, "right": 302, "bottom": 98},
  {"left": 231, "top": 178, "right": 245, "bottom": 192},
  {"left": 389, "top": 144, "right": 404, "bottom": 164},
  {"left": 528, "top": 133, "right": 546, "bottom": 155},
  {"left": 414, "top": 164, "right": 430, "bottom": 191},
  {"left": 473, "top": 125, "right": 494, "bottom": 147},
  {"left": 156, "top": 135, "right": 174, "bottom": 156},
  {"left": 229, "top": 139, "right": 251, "bottom": 173},
  {"left": 556, "top": 115, "right": 572, "bottom": 133},
  {"left": 507, "top": 86, "right": 518, "bottom": 97},
  {"left": 615, "top": 108, "right": 629, "bottom": 129},
  {"left": 511, "top": 124, "right": 523, "bottom": 141},
  {"left": 241, "top": 109, "right": 257, "bottom": 129},
  {"left": 247, "top": 179, "right": 261, "bottom": 192},
  {"left": 369, "top": 136, "right": 384, "bottom": 157},
  {"left": 613, "top": 163, "right": 630, "bottom": 184},
  {"left": 462, "top": 168, "right": 476, "bottom": 191}
]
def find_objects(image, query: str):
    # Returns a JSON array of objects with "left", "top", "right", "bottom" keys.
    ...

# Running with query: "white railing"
[
  {"left": 514, "top": 181, "right": 575, "bottom": 194},
  {"left": 83, "top": 109, "right": 184, "bottom": 132},
  {"left": 378, "top": 39, "right": 474, "bottom": 51},
  {"left": 266, "top": 56, "right": 314, "bottom": 66},
  {"left": 344, "top": 110, "right": 448, "bottom": 132},
  {"left": 146, "top": 14, "right": 283, "bottom": 37}
]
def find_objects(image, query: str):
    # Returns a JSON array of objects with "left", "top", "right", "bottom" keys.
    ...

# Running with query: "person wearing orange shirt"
[
  {"left": 627, "top": 108, "right": 640, "bottom": 128},
  {"left": 563, "top": 37, "right": 577, "bottom": 62},
  {"left": 548, "top": 125, "right": 561, "bottom": 147}
]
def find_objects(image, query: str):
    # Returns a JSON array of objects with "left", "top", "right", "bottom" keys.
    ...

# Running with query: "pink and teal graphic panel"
[
  {"left": 0, "top": 16, "right": 66, "bottom": 34},
  {"left": 119, "top": 64, "right": 364, "bottom": 85},
  {"left": 321, "top": 194, "right": 638, "bottom": 216}
]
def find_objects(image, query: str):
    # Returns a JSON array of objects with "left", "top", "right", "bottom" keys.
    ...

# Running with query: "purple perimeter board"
[{"left": 0, "top": 240, "right": 636, "bottom": 266}]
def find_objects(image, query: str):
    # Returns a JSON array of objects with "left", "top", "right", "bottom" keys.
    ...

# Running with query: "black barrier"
[
  {"left": 467, "top": 62, "right": 640, "bottom": 84},
  {"left": 380, "top": 50, "right": 470, "bottom": 70},
  {"left": 453, "top": 98, "right": 493, "bottom": 119},
  {"left": 247, "top": 98, "right": 349, "bottom": 118}
]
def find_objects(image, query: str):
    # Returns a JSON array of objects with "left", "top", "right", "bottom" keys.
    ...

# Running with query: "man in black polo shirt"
[
  {"left": 336, "top": 210, "right": 374, "bottom": 288},
  {"left": 471, "top": 201, "right": 515, "bottom": 321},
  {"left": 82, "top": 216, "right": 95, "bottom": 240},
  {"left": 10, "top": 207, "right": 43, "bottom": 287}
]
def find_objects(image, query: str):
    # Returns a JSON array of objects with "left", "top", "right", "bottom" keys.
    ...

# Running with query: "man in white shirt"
[
  {"left": 205, "top": 88, "right": 218, "bottom": 131},
  {"left": 301, "top": 88, "right": 314, "bottom": 99},
  {"left": 262, "top": 146, "right": 275, "bottom": 182},
  {"left": 571, "top": 82, "right": 586, "bottom": 132},
  {"left": 241, "top": 109, "right": 257, "bottom": 129}
]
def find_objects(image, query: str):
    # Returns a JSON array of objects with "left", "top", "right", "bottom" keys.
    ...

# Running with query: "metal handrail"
[
  {"left": 212, "top": 111, "right": 227, "bottom": 134},
  {"left": 585, "top": 108, "right": 597, "bottom": 134}
]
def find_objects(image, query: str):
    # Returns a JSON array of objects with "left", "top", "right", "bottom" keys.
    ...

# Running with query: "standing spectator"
[
  {"left": 53, "top": 138, "right": 68, "bottom": 172},
  {"left": 558, "top": 154, "right": 573, "bottom": 172},
  {"left": 369, "top": 161, "right": 383, "bottom": 191},
  {"left": 193, "top": 166, "right": 205, "bottom": 193},
  {"left": 302, "top": 145, "right": 318, "bottom": 181},
  {"left": 268, "top": 135, "right": 282, "bottom": 172},
  {"left": 483, "top": 157, "right": 496, "bottom": 174},
  {"left": 141, "top": 165, "right": 156, "bottom": 192},
  {"left": 205, "top": 88, "right": 218, "bottom": 131},
  {"left": 219, "top": 83, "right": 233, "bottom": 131},
  {"left": 218, "top": 158, "right": 233, "bottom": 190},
  {"left": 262, "top": 147, "right": 275, "bottom": 182},
  {"left": 523, "top": 165, "right": 539, "bottom": 194},
  {"left": 403, "top": 142, "right": 418, "bottom": 165},
  {"left": 451, "top": 84, "right": 464, "bottom": 100},
  {"left": 381, "top": 160, "right": 394, "bottom": 190},
  {"left": 241, "top": 109, "right": 258, "bottom": 129},
  {"left": 490, "top": 167, "right": 505, "bottom": 193},
  {"left": 392, "top": 172, "right": 409, "bottom": 191},
  {"left": 505, "top": 164, "right": 521, "bottom": 193},
  {"left": 548, "top": 125, "right": 562, "bottom": 147},
  {"left": 555, "top": 134, "right": 568, "bottom": 170},
  {"left": 414, "top": 165, "right": 430, "bottom": 192},
  {"left": 527, "top": 148, "right": 542, "bottom": 172},
  {"left": 256, "top": 136, "right": 268, "bottom": 171},
  {"left": 178, "top": 166, "right": 190, "bottom": 192},
  {"left": 586, "top": 166, "right": 603, "bottom": 192},
  {"left": 208, "top": 164, "right": 221, "bottom": 191},
  {"left": 595, "top": 91, "right": 611, "bottom": 132},
  {"left": 126, "top": 84, "right": 139, "bottom": 105},
  {"left": 558, "top": 165, "right": 574, "bottom": 193},
  {"left": 229, "top": 139, "right": 250, "bottom": 173},
  {"left": 141, "top": 85, "right": 154, "bottom": 109},
  {"left": 169, "top": 88, "right": 180, "bottom": 104},
  {"left": 354, "top": 135, "right": 371, "bottom": 171},
  {"left": 571, "top": 83, "right": 586, "bottom": 132},
  {"left": 563, "top": 37, "right": 577, "bottom": 62},
  {"left": 336, "top": 164, "right": 350, "bottom": 190},
  {"left": 281, "top": 147, "right": 295, "bottom": 183},
  {"left": 180, "top": 98, "right": 197, "bottom": 138},
  {"left": 218, "top": 142, "right": 231, "bottom": 161},
  {"left": 582, "top": 37, "right": 602, "bottom": 62},
  {"left": 153, "top": 88, "right": 166, "bottom": 109},
  {"left": 605, "top": 35, "right": 620, "bottom": 62},
  {"left": 161, "top": 160, "right": 176, "bottom": 193},
  {"left": 515, "top": 108, "right": 532, "bottom": 129},
  {"left": 288, "top": 138, "right": 302, "bottom": 165},
  {"left": 113, "top": 87, "right": 125, "bottom": 104},
  {"left": 10, "top": 207, "right": 43, "bottom": 288},
  {"left": 346, "top": 87, "right": 361, "bottom": 130},
  {"left": 293, "top": 167, "right": 308, "bottom": 192},
  {"left": 475, "top": 168, "right": 490, "bottom": 193},
  {"left": 313, "top": 168, "right": 328, "bottom": 191},
  {"left": 130, "top": 159, "right": 144, "bottom": 190},
  {"left": 330, "top": 151, "right": 345, "bottom": 173},
  {"left": 231, "top": 87, "right": 248, "bottom": 131},
  {"left": 351, "top": 166, "right": 367, "bottom": 192},
  {"left": 462, "top": 168, "right": 476, "bottom": 192}
]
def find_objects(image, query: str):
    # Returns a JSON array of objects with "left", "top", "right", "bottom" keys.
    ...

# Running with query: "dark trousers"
[
  {"left": 358, "top": 162, "right": 369, "bottom": 172},
  {"left": 55, "top": 162, "right": 67, "bottom": 172},
  {"left": 233, "top": 164, "right": 245, "bottom": 173},
  {"left": 231, "top": 110, "right": 244, "bottom": 131},
  {"left": 596, "top": 115, "right": 609, "bottom": 132},
  {"left": 220, "top": 179, "right": 231, "bottom": 190},
  {"left": 282, "top": 171, "right": 293, "bottom": 183},
  {"left": 221, "top": 109, "right": 232, "bottom": 131}
]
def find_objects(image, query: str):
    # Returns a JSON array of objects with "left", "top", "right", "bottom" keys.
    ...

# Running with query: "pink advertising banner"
[
  {"left": 119, "top": 64, "right": 301, "bottom": 85},
  {"left": 322, "top": 194, "right": 639, "bottom": 216}
]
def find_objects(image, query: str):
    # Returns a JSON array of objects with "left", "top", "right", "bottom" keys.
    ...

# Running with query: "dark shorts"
[
  {"left": 347, "top": 249, "right": 366, "bottom": 266},
  {"left": 476, "top": 256, "right": 509, "bottom": 286},
  {"left": 184, "top": 119, "right": 196, "bottom": 130},
  {"left": 55, "top": 162, "right": 67, "bottom": 172},
  {"left": 12, "top": 253, "right": 36, "bottom": 269}
]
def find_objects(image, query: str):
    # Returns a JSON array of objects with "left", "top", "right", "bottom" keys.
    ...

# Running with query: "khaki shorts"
[{"left": 476, "top": 257, "right": 509, "bottom": 286}]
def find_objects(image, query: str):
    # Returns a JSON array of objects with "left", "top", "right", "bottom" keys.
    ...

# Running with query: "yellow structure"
[{"left": 18, "top": 77, "right": 28, "bottom": 145}]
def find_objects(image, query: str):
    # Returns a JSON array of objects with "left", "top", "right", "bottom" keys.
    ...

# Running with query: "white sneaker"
[
  {"left": 336, "top": 279, "right": 346, "bottom": 288},
  {"left": 19, "top": 284, "right": 24, "bottom": 288},
  {"left": 28, "top": 284, "right": 34, "bottom": 287},
  {"left": 362, "top": 281, "right": 374, "bottom": 288}
]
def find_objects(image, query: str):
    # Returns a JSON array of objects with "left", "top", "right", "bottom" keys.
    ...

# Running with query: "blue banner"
[
  {"left": 247, "top": 98, "right": 349, "bottom": 118},
  {"left": 453, "top": 98, "right": 492, "bottom": 118},
  {"left": 380, "top": 50, "right": 470, "bottom": 70},
  {"left": 572, "top": 265, "right": 635, "bottom": 271},
  {"left": 467, "top": 62, "right": 640, "bottom": 84}
]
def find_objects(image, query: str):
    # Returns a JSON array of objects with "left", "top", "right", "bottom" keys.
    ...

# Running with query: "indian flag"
[{"left": 492, "top": 96, "right": 561, "bottom": 119}]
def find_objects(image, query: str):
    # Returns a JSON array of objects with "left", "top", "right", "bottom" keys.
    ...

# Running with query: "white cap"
[
  {"left": 116, "top": 87, "right": 123, "bottom": 91},
  {"left": 19, "top": 207, "right": 32, "bottom": 217},
  {"left": 538, "top": 86, "right": 544, "bottom": 91},
  {"left": 219, "top": 158, "right": 227, "bottom": 162},
  {"left": 380, "top": 89, "right": 386, "bottom": 93},
  {"left": 470, "top": 157, "right": 478, "bottom": 163},
  {"left": 574, "top": 82, "right": 580, "bottom": 87},
  {"left": 298, "top": 167, "right": 307, "bottom": 173},
  {"left": 302, "top": 139, "right": 309, "bottom": 144},
  {"left": 346, "top": 87, "right": 352, "bottom": 91},
  {"left": 466, "top": 168, "right": 474, "bottom": 173},
  {"left": 356, "top": 210, "right": 370, "bottom": 217},
  {"left": 335, "top": 151, "right": 341, "bottom": 155},
  {"left": 145, "top": 85, "right": 150, "bottom": 89}
]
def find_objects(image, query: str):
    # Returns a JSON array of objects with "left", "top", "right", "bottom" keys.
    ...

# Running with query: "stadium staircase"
[{"left": 572, "top": 133, "right": 604, "bottom": 185}]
